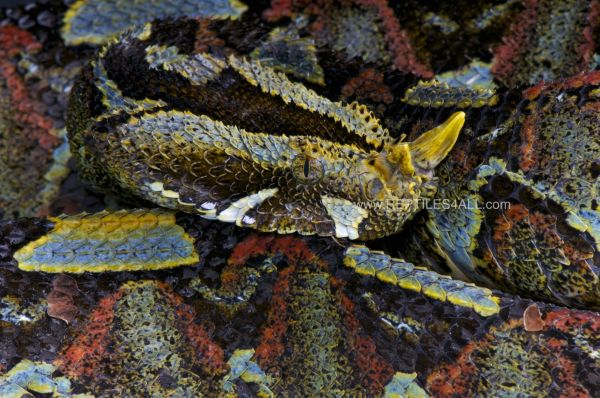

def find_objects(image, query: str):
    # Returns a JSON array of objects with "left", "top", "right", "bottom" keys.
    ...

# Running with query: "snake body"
[
  {"left": 65, "top": 15, "right": 600, "bottom": 309},
  {"left": 67, "top": 19, "right": 464, "bottom": 241},
  {"left": 2, "top": 1, "right": 600, "bottom": 397}
]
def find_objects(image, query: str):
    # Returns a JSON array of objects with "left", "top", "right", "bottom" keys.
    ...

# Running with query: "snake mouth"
[{"left": 409, "top": 111, "right": 465, "bottom": 171}]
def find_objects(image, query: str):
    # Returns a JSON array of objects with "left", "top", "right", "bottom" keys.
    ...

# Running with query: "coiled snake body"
[{"left": 67, "top": 20, "right": 464, "bottom": 241}]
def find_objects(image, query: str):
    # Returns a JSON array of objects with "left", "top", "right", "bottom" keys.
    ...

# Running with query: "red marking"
[
  {"left": 505, "top": 204, "right": 529, "bottom": 221},
  {"left": 519, "top": 111, "right": 538, "bottom": 171},
  {"left": 545, "top": 308, "right": 600, "bottom": 333},
  {"left": 271, "top": 235, "right": 326, "bottom": 267},
  {"left": 528, "top": 211, "right": 556, "bottom": 231},
  {"left": 55, "top": 290, "right": 123, "bottom": 378},
  {"left": 0, "top": 25, "right": 60, "bottom": 217},
  {"left": 333, "top": 277, "right": 394, "bottom": 394},
  {"left": 581, "top": 101, "right": 600, "bottom": 112},
  {"left": 0, "top": 26, "right": 56, "bottom": 147},
  {"left": 232, "top": 234, "right": 329, "bottom": 368},
  {"left": 0, "top": 25, "right": 41, "bottom": 57},
  {"left": 228, "top": 234, "right": 275, "bottom": 267},
  {"left": 426, "top": 339, "right": 478, "bottom": 396},
  {"left": 493, "top": 204, "right": 528, "bottom": 245},
  {"left": 194, "top": 18, "right": 225, "bottom": 53},
  {"left": 352, "top": 0, "right": 432, "bottom": 77},
  {"left": 263, "top": 0, "right": 431, "bottom": 77},
  {"left": 341, "top": 68, "right": 394, "bottom": 104},
  {"left": 544, "top": 335, "right": 591, "bottom": 398},
  {"left": 427, "top": 317, "right": 594, "bottom": 396},
  {"left": 163, "top": 284, "right": 227, "bottom": 375},
  {"left": 492, "top": 0, "right": 538, "bottom": 80},
  {"left": 57, "top": 282, "right": 228, "bottom": 378},
  {"left": 263, "top": 0, "right": 295, "bottom": 21},
  {"left": 579, "top": 1, "right": 600, "bottom": 67},
  {"left": 233, "top": 234, "right": 394, "bottom": 390},
  {"left": 523, "top": 81, "right": 546, "bottom": 100},
  {"left": 255, "top": 266, "right": 295, "bottom": 369},
  {"left": 524, "top": 70, "right": 600, "bottom": 99},
  {"left": 229, "top": 233, "right": 327, "bottom": 269}
]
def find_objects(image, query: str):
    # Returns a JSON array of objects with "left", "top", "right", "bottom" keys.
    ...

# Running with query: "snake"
[
  {"left": 62, "top": 14, "right": 600, "bottom": 310},
  {"left": 1, "top": 1, "right": 600, "bottom": 397},
  {"left": 66, "top": 20, "right": 465, "bottom": 241}
]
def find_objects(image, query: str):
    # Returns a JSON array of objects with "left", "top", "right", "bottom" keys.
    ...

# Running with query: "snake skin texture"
[
  {"left": 397, "top": 74, "right": 600, "bottom": 310},
  {"left": 1, "top": 0, "right": 600, "bottom": 397},
  {"left": 67, "top": 20, "right": 465, "bottom": 240}
]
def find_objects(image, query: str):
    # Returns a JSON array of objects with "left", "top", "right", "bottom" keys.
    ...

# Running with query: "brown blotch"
[
  {"left": 523, "top": 303, "right": 544, "bottom": 332},
  {"left": 47, "top": 274, "right": 79, "bottom": 324}
]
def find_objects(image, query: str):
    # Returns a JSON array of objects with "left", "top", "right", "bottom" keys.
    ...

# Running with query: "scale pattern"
[
  {"left": 344, "top": 246, "right": 500, "bottom": 317},
  {"left": 14, "top": 210, "right": 199, "bottom": 273},
  {"left": 492, "top": 0, "right": 600, "bottom": 86},
  {"left": 404, "top": 73, "right": 600, "bottom": 309},
  {"left": 61, "top": 0, "right": 248, "bottom": 45},
  {"left": 402, "top": 80, "right": 499, "bottom": 109},
  {"left": 0, "top": 26, "right": 69, "bottom": 218},
  {"left": 56, "top": 280, "right": 226, "bottom": 397},
  {"left": 67, "top": 20, "right": 465, "bottom": 240},
  {"left": 1, "top": 1, "right": 600, "bottom": 397}
]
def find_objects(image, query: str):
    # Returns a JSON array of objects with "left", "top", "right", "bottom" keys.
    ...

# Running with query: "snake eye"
[
  {"left": 292, "top": 155, "right": 324, "bottom": 184},
  {"left": 303, "top": 158, "right": 310, "bottom": 179}
]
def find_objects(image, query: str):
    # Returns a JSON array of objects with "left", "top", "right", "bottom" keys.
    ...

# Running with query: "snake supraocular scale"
[{"left": 67, "top": 19, "right": 464, "bottom": 240}]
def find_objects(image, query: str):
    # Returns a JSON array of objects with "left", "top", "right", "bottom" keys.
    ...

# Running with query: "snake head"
[{"left": 364, "top": 111, "right": 464, "bottom": 206}]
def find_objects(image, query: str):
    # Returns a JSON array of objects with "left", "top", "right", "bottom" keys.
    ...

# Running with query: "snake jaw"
[{"left": 409, "top": 111, "right": 465, "bottom": 171}]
